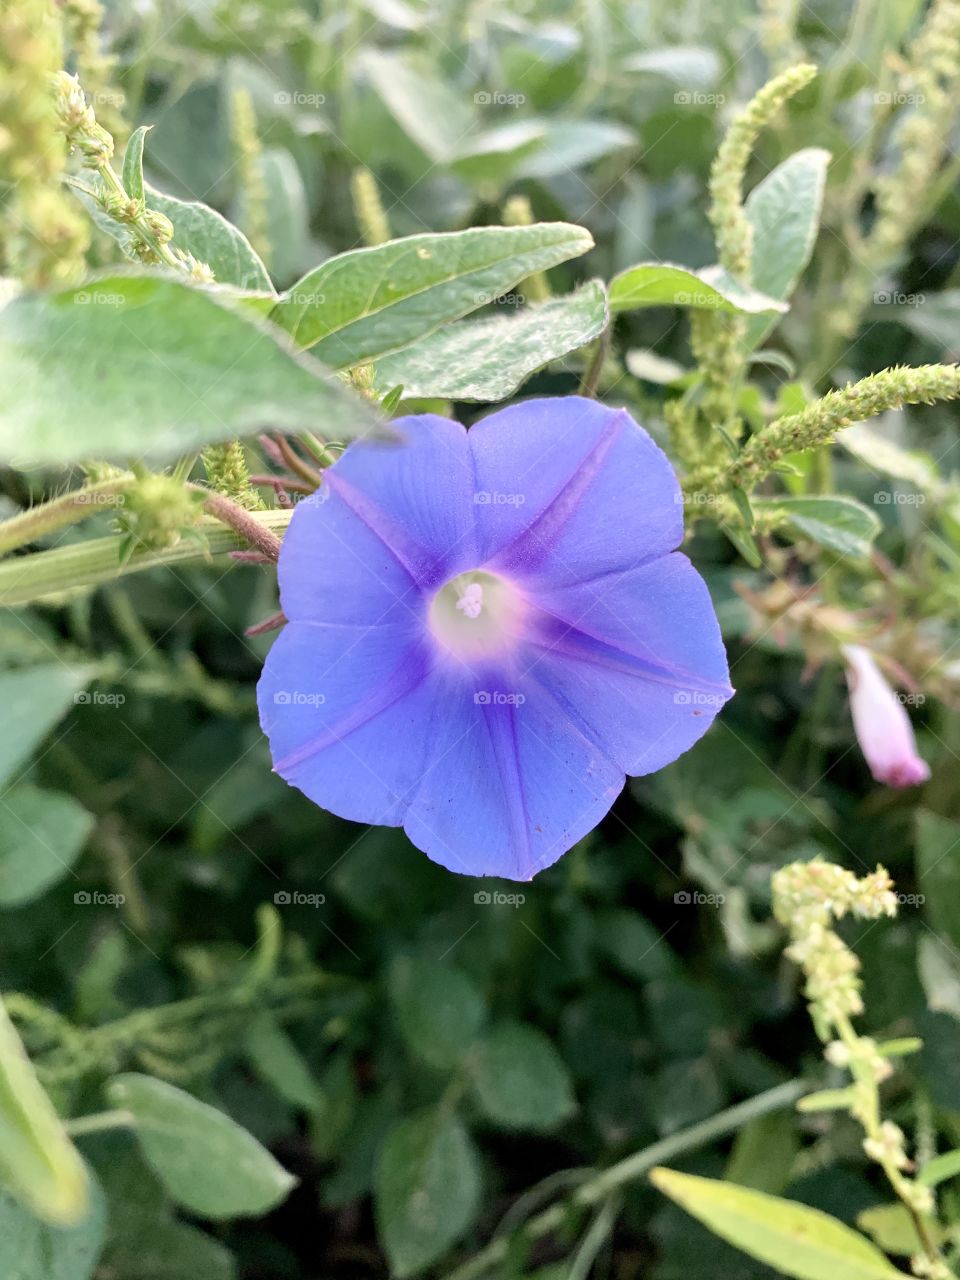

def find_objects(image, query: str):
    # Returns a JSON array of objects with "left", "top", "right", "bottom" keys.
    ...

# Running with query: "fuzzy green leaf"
[
  {"left": 271, "top": 223, "right": 594, "bottom": 365},
  {"left": 373, "top": 283, "right": 607, "bottom": 400},
  {"left": 0, "top": 273, "right": 383, "bottom": 466}
]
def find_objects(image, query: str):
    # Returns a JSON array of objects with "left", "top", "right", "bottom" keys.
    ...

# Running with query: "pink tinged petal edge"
[{"left": 843, "top": 645, "right": 930, "bottom": 788}]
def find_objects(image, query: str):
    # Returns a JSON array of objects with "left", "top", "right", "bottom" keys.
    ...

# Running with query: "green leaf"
[
  {"left": 839, "top": 422, "right": 941, "bottom": 492},
  {"left": 0, "top": 1181, "right": 105, "bottom": 1280},
  {"left": 520, "top": 119, "right": 635, "bottom": 179},
  {"left": 596, "top": 908, "right": 678, "bottom": 981},
  {"left": 105, "top": 1074, "right": 296, "bottom": 1219},
  {"left": 372, "top": 283, "right": 607, "bottom": 401},
  {"left": 0, "top": 666, "right": 90, "bottom": 790},
  {"left": 0, "top": 273, "right": 383, "bottom": 466},
  {"left": 650, "top": 1167, "right": 905, "bottom": 1280},
  {"left": 916, "top": 809, "right": 960, "bottom": 949},
  {"left": 389, "top": 955, "right": 485, "bottom": 1070},
  {"left": 857, "top": 1203, "right": 942, "bottom": 1256},
  {"left": 725, "top": 1112, "right": 800, "bottom": 1195},
  {"left": 470, "top": 1022, "right": 575, "bottom": 1132},
  {"left": 374, "top": 1108, "right": 481, "bottom": 1278},
  {"left": 244, "top": 1013, "right": 323, "bottom": 1111},
  {"left": 121, "top": 126, "right": 149, "bottom": 205},
  {"left": 753, "top": 496, "right": 881, "bottom": 558},
  {"left": 144, "top": 183, "right": 272, "bottom": 292},
  {"left": 743, "top": 148, "right": 831, "bottom": 349},
  {"left": 271, "top": 222, "right": 594, "bottom": 366},
  {"left": 0, "top": 997, "right": 90, "bottom": 1224},
  {"left": 0, "top": 784, "right": 93, "bottom": 907},
  {"left": 722, "top": 523, "right": 762, "bottom": 567},
  {"left": 609, "top": 262, "right": 787, "bottom": 315},
  {"left": 241, "top": 148, "right": 309, "bottom": 287},
  {"left": 919, "top": 1148, "right": 960, "bottom": 1186},
  {"left": 360, "top": 50, "right": 476, "bottom": 163}
]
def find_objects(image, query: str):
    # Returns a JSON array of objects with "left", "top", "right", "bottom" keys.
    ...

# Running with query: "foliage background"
[{"left": 4, "top": 0, "right": 960, "bottom": 1277}]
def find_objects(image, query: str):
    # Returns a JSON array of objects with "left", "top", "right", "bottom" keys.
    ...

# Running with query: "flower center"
[{"left": 428, "top": 570, "right": 524, "bottom": 660}]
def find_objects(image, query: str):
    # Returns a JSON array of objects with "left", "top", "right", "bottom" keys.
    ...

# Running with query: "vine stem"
[
  {"left": 440, "top": 1079, "right": 806, "bottom": 1280},
  {"left": 0, "top": 474, "right": 136, "bottom": 556},
  {"left": 188, "top": 485, "right": 282, "bottom": 560},
  {"left": 66, "top": 1109, "right": 135, "bottom": 1137}
]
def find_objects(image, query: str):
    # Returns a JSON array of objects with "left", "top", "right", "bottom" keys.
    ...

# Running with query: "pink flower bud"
[{"left": 843, "top": 645, "right": 930, "bottom": 788}]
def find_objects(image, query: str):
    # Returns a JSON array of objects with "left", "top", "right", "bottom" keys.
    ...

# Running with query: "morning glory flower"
[
  {"left": 843, "top": 644, "right": 930, "bottom": 788},
  {"left": 257, "top": 397, "right": 733, "bottom": 880}
]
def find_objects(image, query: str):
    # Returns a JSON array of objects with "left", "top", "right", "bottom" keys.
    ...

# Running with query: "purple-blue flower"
[{"left": 257, "top": 397, "right": 733, "bottom": 880}]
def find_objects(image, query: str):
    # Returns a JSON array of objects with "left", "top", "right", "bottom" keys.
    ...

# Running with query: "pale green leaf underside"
[
  {"left": 0, "top": 273, "right": 383, "bottom": 466},
  {"left": 270, "top": 222, "right": 595, "bottom": 366},
  {"left": 609, "top": 262, "right": 786, "bottom": 314},
  {"left": 754, "top": 495, "right": 881, "bottom": 558},
  {"left": 373, "top": 282, "right": 607, "bottom": 400}
]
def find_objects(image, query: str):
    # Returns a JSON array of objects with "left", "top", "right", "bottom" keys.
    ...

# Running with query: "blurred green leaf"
[
  {"left": 374, "top": 1108, "right": 481, "bottom": 1277},
  {"left": 609, "top": 262, "right": 786, "bottom": 314},
  {"left": 0, "top": 1181, "right": 105, "bottom": 1280},
  {"left": 0, "top": 997, "right": 90, "bottom": 1224},
  {"left": 373, "top": 283, "right": 607, "bottom": 400},
  {"left": 917, "top": 809, "right": 960, "bottom": 948},
  {"left": 753, "top": 496, "right": 881, "bottom": 558},
  {"left": 271, "top": 222, "right": 594, "bottom": 365},
  {"left": 105, "top": 1074, "right": 296, "bottom": 1219},
  {"left": 359, "top": 49, "right": 476, "bottom": 163},
  {"left": 918, "top": 1149, "right": 960, "bottom": 1187},
  {"left": 0, "top": 784, "right": 93, "bottom": 906},
  {"left": 743, "top": 148, "right": 831, "bottom": 349},
  {"left": 857, "top": 1203, "right": 941, "bottom": 1256},
  {"left": 0, "top": 275, "right": 382, "bottom": 465},
  {"left": 244, "top": 1013, "right": 323, "bottom": 1112},
  {"left": 0, "top": 666, "right": 89, "bottom": 790},
  {"left": 389, "top": 955, "right": 485, "bottom": 1070},
  {"left": 650, "top": 1167, "right": 904, "bottom": 1280},
  {"left": 470, "top": 1022, "right": 575, "bottom": 1131}
]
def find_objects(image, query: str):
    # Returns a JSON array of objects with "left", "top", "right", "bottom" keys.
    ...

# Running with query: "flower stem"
[
  {"left": 440, "top": 1080, "right": 806, "bottom": 1280},
  {"left": 0, "top": 474, "right": 136, "bottom": 556},
  {"left": 0, "top": 510, "right": 292, "bottom": 608},
  {"left": 66, "top": 1109, "right": 135, "bottom": 1137}
]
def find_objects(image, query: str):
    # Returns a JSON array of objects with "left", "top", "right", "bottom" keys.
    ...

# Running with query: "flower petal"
[
  {"left": 257, "top": 620, "right": 437, "bottom": 825},
  {"left": 520, "top": 553, "right": 733, "bottom": 774},
  {"left": 278, "top": 414, "right": 476, "bottom": 623},
  {"left": 404, "top": 665, "right": 624, "bottom": 880},
  {"left": 468, "top": 396, "right": 683, "bottom": 587}
]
